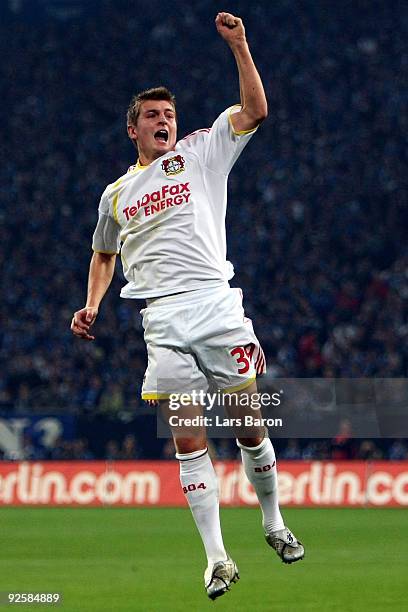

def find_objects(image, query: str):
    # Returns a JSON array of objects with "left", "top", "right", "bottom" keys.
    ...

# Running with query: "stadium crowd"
[
  {"left": 0, "top": 1, "right": 407, "bottom": 458},
  {"left": 1, "top": 433, "right": 407, "bottom": 462}
]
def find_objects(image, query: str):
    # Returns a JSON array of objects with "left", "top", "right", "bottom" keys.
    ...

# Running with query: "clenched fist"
[{"left": 215, "top": 12, "right": 246, "bottom": 46}]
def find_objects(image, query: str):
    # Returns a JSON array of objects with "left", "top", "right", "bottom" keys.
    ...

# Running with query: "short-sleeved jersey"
[{"left": 92, "top": 105, "right": 257, "bottom": 299}]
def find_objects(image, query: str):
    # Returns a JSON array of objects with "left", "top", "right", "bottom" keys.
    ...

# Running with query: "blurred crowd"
[
  {"left": 0, "top": 1, "right": 407, "bottom": 457},
  {"left": 1, "top": 433, "right": 407, "bottom": 462}
]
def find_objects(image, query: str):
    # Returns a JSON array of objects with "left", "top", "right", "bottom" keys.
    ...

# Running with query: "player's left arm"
[{"left": 215, "top": 12, "right": 268, "bottom": 133}]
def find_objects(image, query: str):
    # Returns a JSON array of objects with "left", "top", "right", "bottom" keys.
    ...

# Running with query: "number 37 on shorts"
[
  {"left": 230, "top": 343, "right": 265, "bottom": 376},
  {"left": 230, "top": 345, "right": 252, "bottom": 374}
]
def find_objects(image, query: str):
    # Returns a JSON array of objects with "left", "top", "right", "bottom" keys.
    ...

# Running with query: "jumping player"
[{"left": 71, "top": 12, "right": 304, "bottom": 600}]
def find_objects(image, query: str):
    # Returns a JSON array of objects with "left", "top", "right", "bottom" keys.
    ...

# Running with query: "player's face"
[{"left": 129, "top": 100, "right": 177, "bottom": 163}]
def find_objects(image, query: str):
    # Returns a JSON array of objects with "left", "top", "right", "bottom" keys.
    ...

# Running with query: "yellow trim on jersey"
[
  {"left": 93, "top": 249, "right": 119, "bottom": 255},
  {"left": 228, "top": 105, "right": 259, "bottom": 136},
  {"left": 220, "top": 376, "right": 256, "bottom": 394},
  {"left": 112, "top": 176, "right": 124, "bottom": 224},
  {"left": 136, "top": 159, "right": 149, "bottom": 169},
  {"left": 127, "top": 159, "right": 149, "bottom": 172}
]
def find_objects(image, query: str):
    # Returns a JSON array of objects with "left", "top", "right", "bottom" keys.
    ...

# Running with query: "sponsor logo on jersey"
[
  {"left": 123, "top": 182, "right": 191, "bottom": 220},
  {"left": 161, "top": 155, "right": 185, "bottom": 176}
]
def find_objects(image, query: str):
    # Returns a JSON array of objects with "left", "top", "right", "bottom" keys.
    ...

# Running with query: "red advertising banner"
[{"left": 0, "top": 461, "right": 407, "bottom": 507}]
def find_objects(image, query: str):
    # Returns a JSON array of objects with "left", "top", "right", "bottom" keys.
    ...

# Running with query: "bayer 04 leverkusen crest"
[{"left": 161, "top": 155, "right": 185, "bottom": 176}]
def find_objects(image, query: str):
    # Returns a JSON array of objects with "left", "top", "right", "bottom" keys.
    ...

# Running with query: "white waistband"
[{"left": 145, "top": 281, "right": 230, "bottom": 308}]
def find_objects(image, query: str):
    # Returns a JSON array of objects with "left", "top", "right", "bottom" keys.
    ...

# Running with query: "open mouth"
[{"left": 154, "top": 129, "right": 169, "bottom": 143}]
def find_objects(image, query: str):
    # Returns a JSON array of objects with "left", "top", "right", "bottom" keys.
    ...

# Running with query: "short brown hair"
[{"left": 127, "top": 86, "right": 176, "bottom": 126}]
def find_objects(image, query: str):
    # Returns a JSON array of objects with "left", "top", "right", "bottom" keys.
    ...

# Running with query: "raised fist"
[{"left": 215, "top": 12, "right": 246, "bottom": 46}]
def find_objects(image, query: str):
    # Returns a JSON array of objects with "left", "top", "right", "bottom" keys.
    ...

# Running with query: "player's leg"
[
  {"left": 160, "top": 400, "right": 238, "bottom": 599},
  {"left": 192, "top": 286, "right": 304, "bottom": 564},
  {"left": 141, "top": 296, "right": 238, "bottom": 599},
  {"left": 225, "top": 381, "right": 304, "bottom": 563},
  {"left": 225, "top": 380, "right": 284, "bottom": 528}
]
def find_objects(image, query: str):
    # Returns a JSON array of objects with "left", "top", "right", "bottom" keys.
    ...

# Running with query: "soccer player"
[{"left": 71, "top": 12, "right": 304, "bottom": 600}]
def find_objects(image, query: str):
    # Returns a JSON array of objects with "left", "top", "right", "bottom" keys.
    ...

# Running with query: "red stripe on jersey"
[{"left": 182, "top": 128, "right": 211, "bottom": 140}]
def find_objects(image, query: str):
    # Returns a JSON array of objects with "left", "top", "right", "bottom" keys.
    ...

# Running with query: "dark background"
[{"left": 0, "top": 0, "right": 407, "bottom": 460}]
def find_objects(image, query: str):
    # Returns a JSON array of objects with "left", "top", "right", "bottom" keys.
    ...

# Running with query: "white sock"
[
  {"left": 238, "top": 437, "right": 285, "bottom": 534},
  {"left": 177, "top": 448, "right": 227, "bottom": 565}
]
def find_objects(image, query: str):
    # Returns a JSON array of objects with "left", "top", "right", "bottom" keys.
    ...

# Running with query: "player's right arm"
[
  {"left": 71, "top": 186, "right": 121, "bottom": 340},
  {"left": 71, "top": 252, "right": 116, "bottom": 340}
]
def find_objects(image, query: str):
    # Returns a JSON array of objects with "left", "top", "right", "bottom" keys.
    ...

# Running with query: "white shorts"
[{"left": 140, "top": 283, "right": 266, "bottom": 400}]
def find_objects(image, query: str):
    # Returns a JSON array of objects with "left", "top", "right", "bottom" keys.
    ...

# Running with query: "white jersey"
[{"left": 92, "top": 105, "right": 257, "bottom": 298}]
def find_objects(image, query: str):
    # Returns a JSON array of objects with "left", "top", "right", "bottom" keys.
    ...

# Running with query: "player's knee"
[
  {"left": 237, "top": 436, "right": 264, "bottom": 448},
  {"left": 174, "top": 436, "right": 207, "bottom": 455}
]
